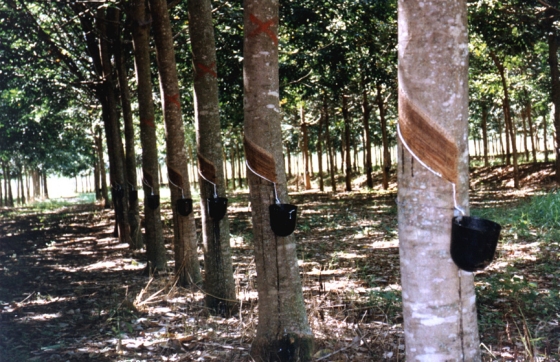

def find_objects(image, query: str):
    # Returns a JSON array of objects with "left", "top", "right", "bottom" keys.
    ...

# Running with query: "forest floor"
[{"left": 1, "top": 161, "right": 559, "bottom": 361}]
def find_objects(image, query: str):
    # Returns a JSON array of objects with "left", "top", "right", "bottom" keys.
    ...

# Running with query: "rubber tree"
[
  {"left": 187, "top": 0, "right": 237, "bottom": 315},
  {"left": 112, "top": 7, "right": 143, "bottom": 250},
  {"left": 97, "top": 7, "right": 131, "bottom": 246},
  {"left": 127, "top": 0, "right": 167, "bottom": 270},
  {"left": 150, "top": 0, "right": 201, "bottom": 284},
  {"left": 397, "top": 1, "right": 481, "bottom": 360},
  {"left": 243, "top": 0, "right": 313, "bottom": 360}
]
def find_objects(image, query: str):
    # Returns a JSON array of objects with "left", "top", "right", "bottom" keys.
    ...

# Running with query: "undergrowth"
[{"left": 472, "top": 189, "right": 560, "bottom": 360}]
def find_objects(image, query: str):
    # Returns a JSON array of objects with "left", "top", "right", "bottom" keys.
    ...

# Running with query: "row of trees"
[
  {"left": 3, "top": 0, "right": 560, "bottom": 199},
  {"left": 2, "top": 0, "right": 560, "bottom": 360}
]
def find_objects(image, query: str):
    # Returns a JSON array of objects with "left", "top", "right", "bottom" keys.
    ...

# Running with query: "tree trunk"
[
  {"left": 547, "top": 23, "right": 560, "bottom": 181},
  {"left": 491, "top": 53, "right": 519, "bottom": 187},
  {"left": 362, "top": 80, "right": 373, "bottom": 189},
  {"left": 94, "top": 155, "right": 101, "bottom": 200},
  {"left": 9, "top": 167, "right": 14, "bottom": 206},
  {"left": 31, "top": 168, "right": 41, "bottom": 202},
  {"left": 128, "top": 0, "right": 167, "bottom": 269},
  {"left": 26, "top": 170, "right": 30, "bottom": 203},
  {"left": 113, "top": 7, "right": 142, "bottom": 250},
  {"left": 188, "top": 0, "right": 237, "bottom": 315},
  {"left": 482, "top": 103, "right": 489, "bottom": 166},
  {"left": 231, "top": 147, "right": 237, "bottom": 189},
  {"left": 497, "top": 117, "right": 505, "bottom": 162},
  {"left": 377, "top": 83, "right": 391, "bottom": 190},
  {"left": 521, "top": 107, "right": 530, "bottom": 161},
  {"left": 95, "top": 127, "right": 109, "bottom": 207},
  {"left": 18, "top": 168, "right": 24, "bottom": 205},
  {"left": 342, "top": 94, "right": 352, "bottom": 191},
  {"left": 317, "top": 108, "right": 325, "bottom": 192},
  {"left": 41, "top": 170, "right": 48, "bottom": 200},
  {"left": 150, "top": 0, "right": 201, "bottom": 284},
  {"left": 2, "top": 163, "right": 8, "bottom": 206},
  {"left": 323, "top": 96, "right": 336, "bottom": 193},
  {"left": 544, "top": 113, "right": 550, "bottom": 163},
  {"left": 236, "top": 141, "right": 243, "bottom": 187},
  {"left": 527, "top": 102, "right": 537, "bottom": 164},
  {"left": 243, "top": 0, "right": 313, "bottom": 359},
  {"left": 300, "top": 108, "right": 312, "bottom": 190},
  {"left": 0, "top": 170, "right": 3, "bottom": 207},
  {"left": 97, "top": 7, "right": 132, "bottom": 244},
  {"left": 0, "top": 169, "right": 3, "bottom": 207},
  {"left": 503, "top": 102, "right": 511, "bottom": 165},
  {"left": 398, "top": 1, "right": 481, "bottom": 360}
]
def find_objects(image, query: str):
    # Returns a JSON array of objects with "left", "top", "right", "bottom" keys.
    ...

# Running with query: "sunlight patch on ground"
[
  {"left": 101, "top": 242, "right": 130, "bottom": 250},
  {"left": 84, "top": 259, "right": 145, "bottom": 271},
  {"left": 26, "top": 313, "right": 62, "bottom": 321}
]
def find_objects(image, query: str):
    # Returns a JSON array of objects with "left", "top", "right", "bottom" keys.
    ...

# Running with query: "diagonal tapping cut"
[
  {"left": 243, "top": 136, "right": 277, "bottom": 183},
  {"left": 399, "top": 93, "right": 458, "bottom": 185},
  {"left": 198, "top": 153, "right": 217, "bottom": 184}
]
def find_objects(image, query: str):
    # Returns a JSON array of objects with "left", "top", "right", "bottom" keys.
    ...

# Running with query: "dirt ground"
[{"left": 0, "top": 162, "right": 558, "bottom": 361}]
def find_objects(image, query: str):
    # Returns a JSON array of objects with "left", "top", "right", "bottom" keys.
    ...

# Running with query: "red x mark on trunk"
[
  {"left": 140, "top": 117, "right": 155, "bottom": 128},
  {"left": 249, "top": 14, "right": 278, "bottom": 46},
  {"left": 165, "top": 93, "right": 181, "bottom": 110},
  {"left": 196, "top": 62, "right": 217, "bottom": 79}
]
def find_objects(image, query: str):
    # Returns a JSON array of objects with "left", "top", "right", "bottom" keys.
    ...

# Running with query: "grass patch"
[{"left": 472, "top": 190, "right": 560, "bottom": 359}]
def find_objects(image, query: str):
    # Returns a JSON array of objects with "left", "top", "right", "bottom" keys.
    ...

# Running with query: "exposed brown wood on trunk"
[{"left": 399, "top": 93, "right": 458, "bottom": 184}]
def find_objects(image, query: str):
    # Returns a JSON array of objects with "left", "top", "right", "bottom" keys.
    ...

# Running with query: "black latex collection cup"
[
  {"left": 450, "top": 215, "right": 501, "bottom": 272},
  {"left": 146, "top": 194, "right": 160, "bottom": 210},
  {"left": 176, "top": 198, "right": 193, "bottom": 217},
  {"left": 269, "top": 204, "right": 298, "bottom": 237},
  {"left": 207, "top": 197, "right": 228, "bottom": 221},
  {"left": 111, "top": 185, "right": 124, "bottom": 200},
  {"left": 129, "top": 190, "right": 138, "bottom": 203}
]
